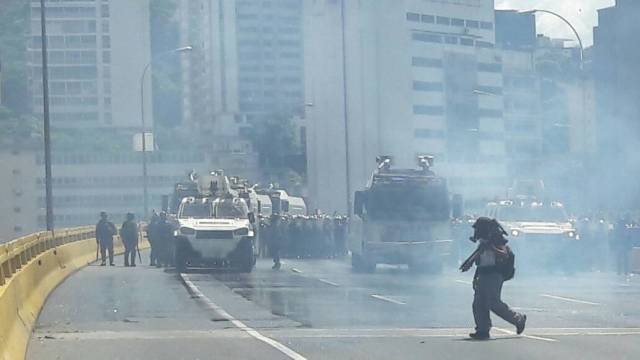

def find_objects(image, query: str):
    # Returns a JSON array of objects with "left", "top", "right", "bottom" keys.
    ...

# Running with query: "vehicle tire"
[
  {"left": 236, "top": 239, "right": 255, "bottom": 273},
  {"left": 352, "top": 254, "right": 376, "bottom": 273},
  {"left": 175, "top": 242, "right": 187, "bottom": 273}
]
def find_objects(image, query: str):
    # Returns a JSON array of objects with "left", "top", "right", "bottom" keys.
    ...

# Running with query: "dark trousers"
[
  {"left": 473, "top": 272, "right": 522, "bottom": 333},
  {"left": 124, "top": 241, "right": 137, "bottom": 266},
  {"left": 616, "top": 250, "right": 630, "bottom": 275},
  {"left": 99, "top": 239, "right": 114, "bottom": 265}
]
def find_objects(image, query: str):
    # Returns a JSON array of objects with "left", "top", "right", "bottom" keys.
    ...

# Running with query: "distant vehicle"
[
  {"left": 349, "top": 155, "right": 453, "bottom": 273},
  {"left": 485, "top": 199, "right": 579, "bottom": 270},
  {"left": 172, "top": 171, "right": 258, "bottom": 273}
]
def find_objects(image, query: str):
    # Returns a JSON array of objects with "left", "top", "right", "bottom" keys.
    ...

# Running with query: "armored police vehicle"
[
  {"left": 485, "top": 199, "right": 579, "bottom": 270},
  {"left": 172, "top": 171, "right": 258, "bottom": 273},
  {"left": 349, "top": 156, "right": 452, "bottom": 273}
]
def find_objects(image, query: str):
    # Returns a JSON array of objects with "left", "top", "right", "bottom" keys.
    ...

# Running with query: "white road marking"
[
  {"left": 291, "top": 268, "right": 302, "bottom": 273},
  {"left": 318, "top": 278, "right": 340, "bottom": 287},
  {"left": 493, "top": 327, "right": 557, "bottom": 342},
  {"left": 180, "top": 274, "right": 307, "bottom": 360},
  {"left": 455, "top": 279, "right": 472, "bottom": 285},
  {"left": 540, "top": 294, "right": 601, "bottom": 306},
  {"left": 370, "top": 294, "right": 406, "bottom": 305},
  {"left": 512, "top": 307, "right": 545, "bottom": 312},
  {"left": 36, "top": 328, "right": 640, "bottom": 341}
]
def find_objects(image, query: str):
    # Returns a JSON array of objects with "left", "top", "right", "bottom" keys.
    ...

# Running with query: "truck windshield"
[
  {"left": 498, "top": 205, "right": 568, "bottom": 222},
  {"left": 179, "top": 202, "right": 213, "bottom": 219},
  {"left": 215, "top": 198, "right": 249, "bottom": 219},
  {"left": 365, "top": 183, "right": 450, "bottom": 221}
]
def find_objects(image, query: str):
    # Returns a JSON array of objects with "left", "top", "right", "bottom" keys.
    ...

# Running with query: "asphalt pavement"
[{"left": 27, "top": 252, "right": 640, "bottom": 360}]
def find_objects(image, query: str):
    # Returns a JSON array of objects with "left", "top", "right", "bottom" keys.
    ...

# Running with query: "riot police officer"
[
  {"left": 95, "top": 212, "right": 116, "bottom": 266},
  {"left": 155, "top": 212, "right": 174, "bottom": 268},
  {"left": 120, "top": 213, "right": 139, "bottom": 267}
]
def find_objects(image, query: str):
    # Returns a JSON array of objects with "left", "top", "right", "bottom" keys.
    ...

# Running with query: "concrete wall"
[{"left": 0, "top": 228, "right": 149, "bottom": 360}]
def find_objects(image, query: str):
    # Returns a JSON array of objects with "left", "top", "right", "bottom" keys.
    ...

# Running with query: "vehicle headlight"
[
  {"left": 511, "top": 230, "right": 520, "bottom": 237},
  {"left": 234, "top": 228, "right": 249, "bottom": 236},
  {"left": 180, "top": 227, "right": 195, "bottom": 235},
  {"left": 567, "top": 231, "right": 576, "bottom": 239}
]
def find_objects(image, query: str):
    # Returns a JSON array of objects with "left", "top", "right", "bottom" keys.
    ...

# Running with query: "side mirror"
[
  {"left": 354, "top": 191, "right": 366, "bottom": 218},
  {"left": 248, "top": 212, "right": 256, "bottom": 224}
]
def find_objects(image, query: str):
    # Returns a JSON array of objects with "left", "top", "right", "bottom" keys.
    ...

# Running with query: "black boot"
[{"left": 469, "top": 332, "right": 490, "bottom": 340}]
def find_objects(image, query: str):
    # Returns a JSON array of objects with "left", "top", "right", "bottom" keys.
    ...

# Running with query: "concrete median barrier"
[{"left": 0, "top": 227, "right": 149, "bottom": 360}]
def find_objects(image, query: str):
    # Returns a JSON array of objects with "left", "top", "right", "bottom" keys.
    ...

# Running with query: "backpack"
[{"left": 499, "top": 245, "right": 516, "bottom": 281}]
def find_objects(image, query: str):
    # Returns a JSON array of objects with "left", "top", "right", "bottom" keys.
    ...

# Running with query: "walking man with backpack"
[{"left": 460, "top": 217, "right": 527, "bottom": 340}]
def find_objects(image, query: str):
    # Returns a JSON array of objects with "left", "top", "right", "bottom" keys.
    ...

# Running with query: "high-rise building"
[
  {"left": 306, "top": 0, "right": 506, "bottom": 213},
  {"left": 28, "top": 0, "right": 152, "bottom": 130},
  {"left": 593, "top": 0, "right": 640, "bottom": 208},
  {"left": 178, "top": 0, "right": 305, "bottom": 133}
]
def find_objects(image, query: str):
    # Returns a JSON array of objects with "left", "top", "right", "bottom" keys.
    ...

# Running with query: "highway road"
[{"left": 28, "top": 252, "right": 640, "bottom": 359}]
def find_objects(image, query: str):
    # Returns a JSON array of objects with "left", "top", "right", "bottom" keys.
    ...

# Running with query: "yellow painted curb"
[{"left": 0, "top": 230, "right": 149, "bottom": 360}]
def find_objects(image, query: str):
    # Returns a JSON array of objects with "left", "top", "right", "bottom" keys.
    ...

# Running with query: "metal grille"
[{"left": 195, "top": 230, "right": 233, "bottom": 239}]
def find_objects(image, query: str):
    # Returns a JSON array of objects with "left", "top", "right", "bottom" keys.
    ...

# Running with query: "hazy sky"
[{"left": 495, "top": 0, "right": 615, "bottom": 47}]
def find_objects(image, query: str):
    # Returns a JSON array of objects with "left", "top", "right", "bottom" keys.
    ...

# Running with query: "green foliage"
[
  {"left": 0, "top": 0, "right": 30, "bottom": 113},
  {"left": 0, "top": 105, "right": 41, "bottom": 147},
  {"left": 247, "top": 114, "right": 302, "bottom": 180}
]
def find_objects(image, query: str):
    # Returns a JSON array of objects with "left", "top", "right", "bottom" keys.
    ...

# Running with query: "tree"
[
  {"left": 0, "top": 105, "right": 41, "bottom": 147},
  {"left": 247, "top": 114, "right": 302, "bottom": 182},
  {"left": 0, "top": 0, "right": 30, "bottom": 114}
]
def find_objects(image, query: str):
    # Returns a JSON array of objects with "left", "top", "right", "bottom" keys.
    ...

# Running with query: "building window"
[
  {"left": 413, "top": 105, "right": 444, "bottom": 116},
  {"left": 414, "top": 129, "right": 446, "bottom": 138},
  {"left": 478, "top": 63, "right": 502, "bottom": 73},
  {"left": 413, "top": 81, "right": 444, "bottom": 92},
  {"left": 451, "top": 18, "right": 465, "bottom": 26},
  {"left": 412, "top": 32, "right": 442, "bottom": 43},
  {"left": 476, "top": 86, "right": 503, "bottom": 95},
  {"left": 436, "top": 16, "right": 450, "bottom": 25},
  {"left": 445, "top": 36, "right": 458, "bottom": 45},
  {"left": 412, "top": 57, "right": 442, "bottom": 68},
  {"left": 478, "top": 108, "right": 503, "bottom": 118},
  {"left": 480, "top": 21, "right": 493, "bottom": 30},
  {"left": 476, "top": 41, "right": 494, "bottom": 48},
  {"left": 406, "top": 12, "right": 420, "bottom": 22},
  {"left": 421, "top": 14, "right": 435, "bottom": 23},
  {"left": 465, "top": 20, "right": 479, "bottom": 28},
  {"left": 460, "top": 38, "right": 474, "bottom": 46},
  {"left": 101, "top": 5, "right": 110, "bottom": 18}
]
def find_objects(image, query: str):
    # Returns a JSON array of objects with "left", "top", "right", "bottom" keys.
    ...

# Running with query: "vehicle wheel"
[
  {"left": 236, "top": 240, "right": 255, "bottom": 273},
  {"left": 175, "top": 243, "right": 187, "bottom": 273},
  {"left": 352, "top": 254, "right": 376, "bottom": 273}
]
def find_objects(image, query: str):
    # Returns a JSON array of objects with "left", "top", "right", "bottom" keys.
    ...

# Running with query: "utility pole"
[
  {"left": 340, "top": 0, "right": 352, "bottom": 216},
  {"left": 40, "top": 0, "right": 54, "bottom": 231}
]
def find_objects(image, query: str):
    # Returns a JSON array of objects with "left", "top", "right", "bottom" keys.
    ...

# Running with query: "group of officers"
[
  {"left": 259, "top": 214, "right": 348, "bottom": 269},
  {"left": 94, "top": 210, "right": 174, "bottom": 268},
  {"left": 576, "top": 214, "right": 640, "bottom": 275}
]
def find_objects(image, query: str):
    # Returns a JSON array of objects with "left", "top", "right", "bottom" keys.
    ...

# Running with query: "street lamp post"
[
  {"left": 39, "top": 0, "right": 54, "bottom": 232},
  {"left": 140, "top": 46, "right": 192, "bottom": 219}
]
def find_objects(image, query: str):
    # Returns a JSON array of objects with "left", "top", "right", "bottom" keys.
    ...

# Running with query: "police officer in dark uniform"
[
  {"left": 147, "top": 210, "right": 160, "bottom": 266},
  {"left": 612, "top": 215, "right": 633, "bottom": 275},
  {"left": 95, "top": 211, "right": 117, "bottom": 266},
  {"left": 120, "top": 213, "right": 139, "bottom": 267},
  {"left": 269, "top": 215, "right": 282, "bottom": 269},
  {"left": 461, "top": 217, "right": 526, "bottom": 340},
  {"left": 155, "top": 211, "right": 174, "bottom": 268}
]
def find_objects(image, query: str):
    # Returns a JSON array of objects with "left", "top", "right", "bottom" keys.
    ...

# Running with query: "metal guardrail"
[{"left": 0, "top": 227, "right": 94, "bottom": 287}]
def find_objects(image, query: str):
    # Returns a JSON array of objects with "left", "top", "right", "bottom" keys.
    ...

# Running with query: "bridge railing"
[{"left": 0, "top": 227, "right": 94, "bottom": 287}]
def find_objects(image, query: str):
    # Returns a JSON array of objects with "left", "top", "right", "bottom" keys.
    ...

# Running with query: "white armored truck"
[
  {"left": 349, "top": 156, "right": 453, "bottom": 273},
  {"left": 172, "top": 171, "right": 258, "bottom": 272}
]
